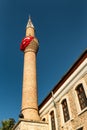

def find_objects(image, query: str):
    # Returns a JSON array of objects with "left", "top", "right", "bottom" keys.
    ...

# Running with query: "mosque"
[{"left": 13, "top": 17, "right": 87, "bottom": 130}]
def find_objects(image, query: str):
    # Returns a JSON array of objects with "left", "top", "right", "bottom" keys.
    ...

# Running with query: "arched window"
[
  {"left": 76, "top": 83, "right": 87, "bottom": 110},
  {"left": 50, "top": 111, "right": 56, "bottom": 130},
  {"left": 61, "top": 99, "right": 70, "bottom": 122},
  {"left": 42, "top": 118, "right": 46, "bottom": 122},
  {"left": 77, "top": 127, "right": 83, "bottom": 130}
]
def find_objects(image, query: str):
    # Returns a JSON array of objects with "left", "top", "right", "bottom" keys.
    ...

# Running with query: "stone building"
[
  {"left": 39, "top": 50, "right": 87, "bottom": 130},
  {"left": 13, "top": 18, "right": 87, "bottom": 130}
]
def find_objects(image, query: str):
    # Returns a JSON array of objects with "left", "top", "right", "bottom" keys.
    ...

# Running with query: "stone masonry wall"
[
  {"left": 57, "top": 75, "right": 87, "bottom": 130},
  {"left": 14, "top": 120, "right": 48, "bottom": 130},
  {"left": 41, "top": 74, "right": 87, "bottom": 130}
]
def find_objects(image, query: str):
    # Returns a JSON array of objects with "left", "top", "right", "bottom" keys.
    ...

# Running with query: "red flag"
[{"left": 20, "top": 36, "right": 34, "bottom": 51}]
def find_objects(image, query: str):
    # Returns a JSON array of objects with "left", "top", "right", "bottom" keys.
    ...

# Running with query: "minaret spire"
[
  {"left": 26, "top": 16, "right": 35, "bottom": 37},
  {"left": 26, "top": 15, "right": 34, "bottom": 29}
]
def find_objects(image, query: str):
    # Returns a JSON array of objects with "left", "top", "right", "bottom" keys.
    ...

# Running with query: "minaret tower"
[
  {"left": 20, "top": 17, "right": 40, "bottom": 121},
  {"left": 13, "top": 17, "right": 48, "bottom": 130}
]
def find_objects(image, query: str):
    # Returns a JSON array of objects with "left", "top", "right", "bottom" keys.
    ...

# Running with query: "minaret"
[{"left": 20, "top": 17, "right": 40, "bottom": 121}]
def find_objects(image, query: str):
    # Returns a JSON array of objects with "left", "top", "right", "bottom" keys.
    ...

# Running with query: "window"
[
  {"left": 50, "top": 111, "right": 56, "bottom": 130},
  {"left": 42, "top": 118, "right": 46, "bottom": 121},
  {"left": 77, "top": 127, "right": 83, "bottom": 130},
  {"left": 61, "top": 99, "right": 70, "bottom": 122},
  {"left": 76, "top": 84, "right": 87, "bottom": 110}
]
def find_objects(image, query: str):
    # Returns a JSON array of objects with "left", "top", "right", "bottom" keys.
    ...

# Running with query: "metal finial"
[{"left": 29, "top": 15, "right": 31, "bottom": 20}]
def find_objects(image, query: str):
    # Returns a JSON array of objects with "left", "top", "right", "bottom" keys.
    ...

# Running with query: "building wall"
[
  {"left": 40, "top": 74, "right": 87, "bottom": 130},
  {"left": 58, "top": 74, "right": 87, "bottom": 130},
  {"left": 14, "top": 120, "right": 48, "bottom": 130}
]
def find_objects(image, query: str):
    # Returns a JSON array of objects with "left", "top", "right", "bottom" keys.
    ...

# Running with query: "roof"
[{"left": 39, "top": 49, "right": 87, "bottom": 110}]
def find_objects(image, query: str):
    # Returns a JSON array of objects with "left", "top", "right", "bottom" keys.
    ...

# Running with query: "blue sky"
[{"left": 0, "top": 0, "right": 87, "bottom": 122}]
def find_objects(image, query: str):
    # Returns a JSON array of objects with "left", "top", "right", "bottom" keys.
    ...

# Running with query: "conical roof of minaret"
[{"left": 26, "top": 16, "right": 34, "bottom": 29}]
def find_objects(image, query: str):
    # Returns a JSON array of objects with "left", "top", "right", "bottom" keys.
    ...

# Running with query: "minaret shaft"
[{"left": 22, "top": 51, "right": 39, "bottom": 120}]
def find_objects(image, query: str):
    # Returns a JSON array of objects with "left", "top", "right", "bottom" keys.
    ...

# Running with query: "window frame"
[
  {"left": 49, "top": 108, "right": 57, "bottom": 130},
  {"left": 76, "top": 126, "right": 83, "bottom": 130},
  {"left": 50, "top": 111, "right": 56, "bottom": 130},
  {"left": 61, "top": 99, "right": 70, "bottom": 122},
  {"left": 74, "top": 79, "right": 87, "bottom": 114},
  {"left": 42, "top": 117, "right": 46, "bottom": 122},
  {"left": 77, "top": 128, "right": 83, "bottom": 130},
  {"left": 60, "top": 95, "right": 72, "bottom": 126},
  {"left": 75, "top": 83, "right": 87, "bottom": 110}
]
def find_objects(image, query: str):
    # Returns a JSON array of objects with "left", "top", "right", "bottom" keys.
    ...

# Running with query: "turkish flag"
[{"left": 20, "top": 36, "right": 34, "bottom": 51}]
